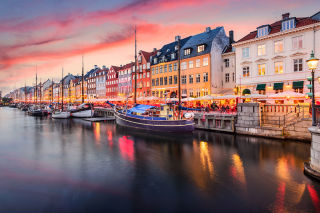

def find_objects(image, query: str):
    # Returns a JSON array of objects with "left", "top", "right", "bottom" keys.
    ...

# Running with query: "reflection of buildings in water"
[
  {"left": 199, "top": 141, "right": 214, "bottom": 179},
  {"left": 230, "top": 154, "right": 246, "bottom": 187},
  {"left": 107, "top": 130, "right": 113, "bottom": 147},
  {"left": 118, "top": 136, "right": 134, "bottom": 162}
]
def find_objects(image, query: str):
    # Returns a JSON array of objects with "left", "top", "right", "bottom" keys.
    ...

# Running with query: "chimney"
[
  {"left": 229, "top": 30, "right": 234, "bottom": 44},
  {"left": 94, "top": 65, "right": 98, "bottom": 69},
  {"left": 175, "top": 35, "right": 181, "bottom": 41},
  {"left": 153, "top": 48, "right": 157, "bottom": 53},
  {"left": 206, "top": 27, "right": 211, "bottom": 33},
  {"left": 282, "top": 13, "right": 290, "bottom": 20}
]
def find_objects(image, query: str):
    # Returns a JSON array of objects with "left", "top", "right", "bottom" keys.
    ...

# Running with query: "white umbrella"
[
  {"left": 244, "top": 94, "right": 268, "bottom": 99},
  {"left": 214, "top": 94, "right": 237, "bottom": 100},
  {"left": 269, "top": 91, "right": 305, "bottom": 98},
  {"left": 182, "top": 97, "right": 195, "bottom": 102}
]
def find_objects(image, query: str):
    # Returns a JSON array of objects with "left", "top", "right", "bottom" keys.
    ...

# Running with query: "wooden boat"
[
  {"left": 109, "top": 102, "right": 194, "bottom": 132},
  {"left": 52, "top": 110, "right": 70, "bottom": 119}
]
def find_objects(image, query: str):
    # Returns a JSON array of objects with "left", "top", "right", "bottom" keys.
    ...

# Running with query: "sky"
[{"left": 1, "top": 0, "right": 319, "bottom": 95}]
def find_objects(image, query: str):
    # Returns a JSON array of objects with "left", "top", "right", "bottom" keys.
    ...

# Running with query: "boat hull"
[
  {"left": 71, "top": 110, "right": 94, "bottom": 118},
  {"left": 52, "top": 111, "right": 70, "bottom": 119},
  {"left": 114, "top": 111, "right": 194, "bottom": 132}
]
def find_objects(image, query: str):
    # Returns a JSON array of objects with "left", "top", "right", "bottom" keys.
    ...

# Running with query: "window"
[
  {"left": 196, "top": 59, "right": 201, "bottom": 68},
  {"left": 169, "top": 76, "right": 172, "bottom": 84},
  {"left": 189, "top": 75, "right": 193, "bottom": 84},
  {"left": 257, "top": 26, "right": 269, "bottom": 37},
  {"left": 259, "top": 90, "right": 266, "bottom": 95},
  {"left": 155, "top": 66, "right": 158, "bottom": 74},
  {"left": 181, "top": 62, "right": 187, "bottom": 70},
  {"left": 292, "top": 36, "right": 303, "bottom": 49},
  {"left": 174, "top": 75, "right": 178, "bottom": 84},
  {"left": 203, "top": 72, "right": 208, "bottom": 82},
  {"left": 282, "top": 19, "right": 295, "bottom": 31},
  {"left": 196, "top": 89, "right": 201, "bottom": 97},
  {"left": 181, "top": 75, "right": 186, "bottom": 84},
  {"left": 257, "top": 44, "right": 266, "bottom": 56},
  {"left": 224, "top": 59, "right": 229, "bottom": 67},
  {"left": 143, "top": 73, "right": 146, "bottom": 78},
  {"left": 174, "top": 63, "right": 178, "bottom": 71},
  {"left": 275, "top": 62, "right": 283, "bottom": 74},
  {"left": 294, "top": 88, "right": 303, "bottom": 93},
  {"left": 159, "top": 66, "right": 163, "bottom": 73},
  {"left": 171, "top": 53, "right": 175, "bottom": 60},
  {"left": 160, "top": 77, "right": 163, "bottom": 85},
  {"left": 154, "top": 58, "right": 157, "bottom": 64},
  {"left": 164, "top": 77, "right": 167, "bottom": 85},
  {"left": 184, "top": 49, "right": 191, "bottom": 56},
  {"left": 164, "top": 65, "right": 167, "bottom": 72},
  {"left": 156, "top": 78, "right": 159, "bottom": 86},
  {"left": 294, "top": 59, "right": 303, "bottom": 72},
  {"left": 189, "top": 61, "right": 193, "bottom": 69},
  {"left": 225, "top": 73, "right": 230, "bottom": 83},
  {"left": 169, "top": 64, "right": 172, "bottom": 72},
  {"left": 274, "top": 40, "right": 283, "bottom": 53},
  {"left": 189, "top": 90, "right": 193, "bottom": 97},
  {"left": 203, "top": 57, "right": 208, "bottom": 66},
  {"left": 147, "top": 72, "right": 150, "bottom": 78},
  {"left": 197, "top": 45, "right": 205, "bottom": 53},
  {"left": 243, "top": 66, "right": 250, "bottom": 77},
  {"left": 258, "top": 64, "right": 266, "bottom": 76},
  {"left": 242, "top": 47, "right": 250, "bottom": 58},
  {"left": 196, "top": 74, "right": 201, "bottom": 83}
]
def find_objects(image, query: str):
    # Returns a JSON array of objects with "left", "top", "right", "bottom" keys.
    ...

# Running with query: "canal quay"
[{"left": 0, "top": 107, "right": 319, "bottom": 213}]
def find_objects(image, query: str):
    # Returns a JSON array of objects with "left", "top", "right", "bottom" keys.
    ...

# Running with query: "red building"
[
  {"left": 106, "top": 66, "right": 120, "bottom": 98},
  {"left": 132, "top": 49, "right": 157, "bottom": 98}
]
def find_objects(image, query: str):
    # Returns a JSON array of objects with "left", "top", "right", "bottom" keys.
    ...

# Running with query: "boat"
[
  {"left": 52, "top": 110, "right": 70, "bottom": 119},
  {"left": 52, "top": 67, "right": 70, "bottom": 119},
  {"left": 108, "top": 26, "right": 194, "bottom": 132},
  {"left": 111, "top": 103, "right": 194, "bottom": 132},
  {"left": 28, "top": 107, "right": 45, "bottom": 116},
  {"left": 70, "top": 103, "right": 94, "bottom": 118}
]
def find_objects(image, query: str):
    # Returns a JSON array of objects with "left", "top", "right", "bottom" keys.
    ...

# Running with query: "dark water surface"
[{"left": 0, "top": 107, "right": 320, "bottom": 213}]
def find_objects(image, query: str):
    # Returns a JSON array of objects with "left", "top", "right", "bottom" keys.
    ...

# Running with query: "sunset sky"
[{"left": 1, "top": 0, "right": 319, "bottom": 95}]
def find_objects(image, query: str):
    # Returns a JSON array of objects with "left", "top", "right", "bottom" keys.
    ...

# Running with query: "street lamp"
[{"left": 307, "top": 51, "right": 319, "bottom": 126}]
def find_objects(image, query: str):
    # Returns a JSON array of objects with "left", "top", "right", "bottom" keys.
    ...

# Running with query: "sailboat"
[
  {"left": 108, "top": 27, "right": 194, "bottom": 132},
  {"left": 52, "top": 68, "right": 70, "bottom": 119},
  {"left": 28, "top": 67, "right": 45, "bottom": 116},
  {"left": 70, "top": 56, "right": 94, "bottom": 118}
]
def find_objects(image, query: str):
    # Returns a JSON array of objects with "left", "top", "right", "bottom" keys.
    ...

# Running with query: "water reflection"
[{"left": 0, "top": 108, "right": 320, "bottom": 213}]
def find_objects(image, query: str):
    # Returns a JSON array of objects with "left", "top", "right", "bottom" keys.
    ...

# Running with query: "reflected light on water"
[
  {"left": 307, "top": 185, "right": 320, "bottom": 212},
  {"left": 93, "top": 123, "right": 101, "bottom": 144},
  {"left": 231, "top": 154, "right": 246, "bottom": 186},
  {"left": 276, "top": 157, "right": 290, "bottom": 181},
  {"left": 119, "top": 136, "right": 134, "bottom": 162},
  {"left": 199, "top": 141, "right": 214, "bottom": 179},
  {"left": 107, "top": 130, "right": 113, "bottom": 147}
]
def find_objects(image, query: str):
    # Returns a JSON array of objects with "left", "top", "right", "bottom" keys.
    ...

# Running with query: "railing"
[{"left": 261, "top": 105, "right": 311, "bottom": 127}]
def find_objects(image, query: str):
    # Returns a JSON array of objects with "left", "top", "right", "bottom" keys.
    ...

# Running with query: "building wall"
[
  {"left": 234, "top": 22, "right": 320, "bottom": 103},
  {"left": 221, "top": 52, "right": 236, "bottom": 94}
]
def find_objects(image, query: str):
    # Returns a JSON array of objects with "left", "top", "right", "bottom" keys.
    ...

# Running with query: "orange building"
[{"left": 151, "top": 36, "right": 191, "bottom": 98}]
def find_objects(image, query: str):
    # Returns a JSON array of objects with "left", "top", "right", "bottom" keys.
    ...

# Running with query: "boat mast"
[
  {"left": 134, "top": 25, "right": 137, "bottom": 104},
  {"left": 51, "top": 78, "right": 53, "bottom": 104},
  {"left": 39, "top": 79, "right": 42, "bottom": 104},
  {"left": 24, "top": 82, "right": 27, "bottom": 103},
  {"left": 35, "top": 65, "right": 38, "bottom": 104},
  {"left": 61, "top": 68, "right": 64, "bottom": 111},
  {"left": 177, "top": 37, "right": 181, "bottom": 117},
  {"left": 82, "top": 55, "right": 84, "bottom": 104}
]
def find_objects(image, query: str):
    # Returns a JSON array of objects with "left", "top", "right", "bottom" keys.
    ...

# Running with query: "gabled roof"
[
  {"left": 222, "top": 45, "right": 234, "bottom": 54},
  {"left": 109, "top": 65, "right": 121, "bottom": 73},
  {"left": 139, "top": 50, "right": 157, "bottom": 62},
  {"left": 180, "top": 27, "right": 224, "bottom": 59},
  {"left": 237, "top": 15, "right": 320, "bottom": 43},
  {"left": 119, "top": 62, "right": 135, "bottom": 71},
  {"left": 151, "top": 36, "right": 191, "bottom": 65}
]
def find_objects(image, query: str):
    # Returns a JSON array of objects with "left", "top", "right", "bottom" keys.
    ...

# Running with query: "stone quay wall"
[{"left": 309, "top": 127, "right": 320, "bottom": 173}]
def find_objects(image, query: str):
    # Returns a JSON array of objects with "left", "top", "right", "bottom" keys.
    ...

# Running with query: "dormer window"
[
  {"left": 175, "top": 45, "right": 178, "bottom": 51},
  {"left": 197, "top": 45, "right": 205, "bottom": 53},
  {"left": 257, "top": 26, "right": 269, "bottom": 37},
  {"left": 171, "top": 53, "right": 175, "bottom": 60},
  {"left": 282, "top": 18, "right": 295, "bottom": 31},
  {"left": 157, "top": 52, "right": 161, "bottom": 56},
  {"left": 184, "top": 48, "right": 191, "bottom": 56},
  {"left": 154, "top": 58, "right": 158, "bottom": 64}
]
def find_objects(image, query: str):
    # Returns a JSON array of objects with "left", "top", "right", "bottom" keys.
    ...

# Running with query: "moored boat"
[
  {"left": 70, "top": 103, "right": 94, "bottom": 118},
  {"left": 52, "top": 110, "right": 70, "bottom": 119}
]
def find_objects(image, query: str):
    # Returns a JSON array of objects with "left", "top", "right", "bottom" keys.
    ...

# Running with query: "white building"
[{"left": 233, "top": 12, "right": 320, "bottom": 104}]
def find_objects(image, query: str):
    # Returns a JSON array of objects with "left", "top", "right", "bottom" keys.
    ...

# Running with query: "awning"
[
  {"left": 242, "top": 89, "right": 251, "bottom": 95},
  {"left": 273, "top": 82, "right": 283, "bottom": 90},
  {"left": 292, "top": 81, "right": 304, "bottom": 89},
  {"left": 256, "top": 84, "right": 266, "bottom": 90}
]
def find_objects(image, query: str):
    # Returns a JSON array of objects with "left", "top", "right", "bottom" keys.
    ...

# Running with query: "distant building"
[
  {"left": 118, "top": 62, "right": 134, "bottom": 97},
  {"left": 96, "top": 66, "right": 108, "bottom": 99},
  {"left": 106, "top": 66, "right": 120, "bottom": 99}
]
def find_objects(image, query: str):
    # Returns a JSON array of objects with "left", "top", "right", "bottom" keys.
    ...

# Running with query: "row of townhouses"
[{"left": 7, "top": 11, "right": 320, "bottom": 104}]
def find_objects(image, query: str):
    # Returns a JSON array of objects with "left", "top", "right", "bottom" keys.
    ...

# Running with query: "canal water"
[{"left": 0, "top": 107, "right": 319, "bottom": 213}]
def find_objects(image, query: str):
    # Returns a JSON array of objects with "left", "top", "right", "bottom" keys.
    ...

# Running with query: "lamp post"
[{"left": 307, "top": 51, "right": 319, "bottom": 126}]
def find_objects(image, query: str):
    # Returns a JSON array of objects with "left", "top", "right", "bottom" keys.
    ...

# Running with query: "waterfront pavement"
[{"left": 0, "top": 107, "right": 319, "bottom": 213}]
